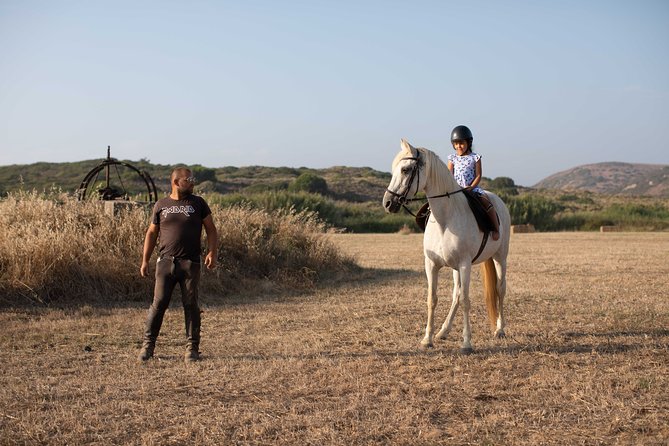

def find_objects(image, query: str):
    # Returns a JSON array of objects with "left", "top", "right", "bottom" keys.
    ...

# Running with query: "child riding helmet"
[{"left": 451, "top": 125, "right": 473, "bottom": 148}]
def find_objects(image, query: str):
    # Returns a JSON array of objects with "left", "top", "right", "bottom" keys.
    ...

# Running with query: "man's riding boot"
[
  {"left": 184, "top": 302, "right": 201, "bottom": 362},
  {"left": 185, "top": 343, "right": 200, "bottom": 362},
  {"left": 138, "top": 341, "right": 155, "bottom": 361},
  {"left": 139, "top": 304, "right": 165, "bottom": 361}
]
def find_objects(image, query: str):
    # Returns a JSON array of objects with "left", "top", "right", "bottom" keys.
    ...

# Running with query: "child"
[{"left": 447, "top": 125, "right": 500, "bottom": 241}]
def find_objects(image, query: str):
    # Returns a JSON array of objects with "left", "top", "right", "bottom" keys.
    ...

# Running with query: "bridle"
[
  {"left": 385, "top": 151, "right": 466, "bottom": 217},
  {"left": 386, "top": 150, "right": 491, "bottom": 262}
]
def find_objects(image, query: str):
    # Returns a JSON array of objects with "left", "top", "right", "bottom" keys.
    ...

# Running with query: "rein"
[
  {"left": 385, "top": 152, "right": 465, "bottom": 217},
  {"left": 396, "top": 191, "right": 466, "bottom": 217},
  {"left": 386, "top": 150, "right": 489, "bottom": 262}
]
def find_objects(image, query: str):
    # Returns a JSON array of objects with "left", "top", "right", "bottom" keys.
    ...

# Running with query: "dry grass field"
[{"left": 1, "top": 232, "right": 668, "bottom": 445}]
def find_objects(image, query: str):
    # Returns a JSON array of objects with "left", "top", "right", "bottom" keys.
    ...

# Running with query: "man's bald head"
[{"left": 171, "top": 167, "right": 192, "bottom": 183}]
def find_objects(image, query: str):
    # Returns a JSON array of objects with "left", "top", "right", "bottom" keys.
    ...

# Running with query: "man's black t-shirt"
[{"left": 151, "top": 195, "right": 212, "bottom": 262}]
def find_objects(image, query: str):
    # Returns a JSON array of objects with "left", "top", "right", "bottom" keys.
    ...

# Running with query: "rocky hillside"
[{"left": 534, "top": 162, "right": 669, "bottom": 197}]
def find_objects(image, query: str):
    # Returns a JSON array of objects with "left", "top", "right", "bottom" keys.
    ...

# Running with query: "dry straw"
[{"left": 0, "top": 192, "right": 355, "bottom": 305}]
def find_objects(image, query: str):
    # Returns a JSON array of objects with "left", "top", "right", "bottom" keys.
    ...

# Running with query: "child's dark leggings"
[{"left": 143, "top": 257, "right": 201, "bottom": 347}]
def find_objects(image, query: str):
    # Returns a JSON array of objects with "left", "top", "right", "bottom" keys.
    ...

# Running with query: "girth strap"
[
  {"left": 471, "top": 212, "right": 500, "bottom": 263},
  {"left": 471, "top": 231, "right": 489, "bottom": 263}
]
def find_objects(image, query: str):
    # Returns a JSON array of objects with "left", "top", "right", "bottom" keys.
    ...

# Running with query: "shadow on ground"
[
  {"left": 138, "top": 333, "right": 669, "bottom": 365},
  {"left": 0, "top": 266, "right": 423, "bottom": 311}
]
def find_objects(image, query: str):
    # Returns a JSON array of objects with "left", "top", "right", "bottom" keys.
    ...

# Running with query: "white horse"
[{"left": 382, "top": 140, "right": 511, "bottom": 353}]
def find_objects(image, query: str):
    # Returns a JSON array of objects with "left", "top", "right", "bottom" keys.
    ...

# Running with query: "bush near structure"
[{"left": 0, "top": 192, "right": 355, "bottom": 306}]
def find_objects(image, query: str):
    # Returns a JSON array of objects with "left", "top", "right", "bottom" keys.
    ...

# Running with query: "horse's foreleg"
[
  {"left": 436, "top": 268, "right": 460, "bottom": 341},
  {"left": 420, "top": 259, "right": 440, "bottom": 349},
  {"left": 459, "top": 264, "right": 473, "bottom": 353},
  {"left": 493, "top": 257, "right": 507, "bottom": 338}
]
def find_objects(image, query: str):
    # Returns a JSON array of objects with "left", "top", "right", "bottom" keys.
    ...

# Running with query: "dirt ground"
[{"left": 1, "top": 232, "right": 668, "bottom": 445}]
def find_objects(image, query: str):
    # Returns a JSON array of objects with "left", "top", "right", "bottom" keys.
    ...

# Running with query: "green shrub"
[
  {"left": 551, "top": 214, "right": 588, "bottom": 231},
  {"left": 207, "top": 191, "right": 342, "bottom": 225},
  {"left": 557, "top": 193, "right": 595, "bottom": 205},
  {"left": 558, "top": 194, "right": 579, "bottom": 202},
  {"left": 596, "top": 203, "right": 669, "bottom": 230},
  {"left": 288, "top": 173, "right": 328, "bottom": 194},
  {"left": 487, "top": 177, "right": 518, "bottom": 196},
  {"left": 242, "top": 182, "right": 290, "bottom": 194},
  {"left": 504, "top": 195, "right": 563, "bottom": 230},
  {"left": 205, "top": 191, "right": 415, "bottom": 233},
  {"left": 608, "top": 203, "right": 669, "bottom": 219},
  {"left": 195, "top": 180, "right": 217, "bottom": 193},
  {"left": 190, "top": 166, "right": 217, "bottom": 183},
  {"left": 549, "top": 202, "right": 669, "bottom": 231}
]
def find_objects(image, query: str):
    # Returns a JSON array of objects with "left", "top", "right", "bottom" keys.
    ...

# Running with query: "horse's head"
[{"left": 383, "top": 139, "right": 425, "bottom": 213}]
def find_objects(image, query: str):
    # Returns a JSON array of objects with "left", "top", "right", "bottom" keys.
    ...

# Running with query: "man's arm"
[
  {"left": 140, "top": 223, "right": 160, "bottom": 277},
  {"left": 202, "top": 214, "right": 218, "bottom": 270}
]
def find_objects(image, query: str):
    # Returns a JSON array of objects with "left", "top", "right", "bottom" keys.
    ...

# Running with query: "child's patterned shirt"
[{"left": 447, "top": 152, "right": 484, "bottom": 194}]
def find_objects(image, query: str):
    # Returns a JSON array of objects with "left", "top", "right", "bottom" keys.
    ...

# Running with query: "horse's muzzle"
[{"left": 382, "top": 191, "right": 401, "bottom": 213}]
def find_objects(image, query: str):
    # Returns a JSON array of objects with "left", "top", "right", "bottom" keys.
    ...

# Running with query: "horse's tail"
[{"left": 481, "top": 258, "right": 499, "bottom": 329}]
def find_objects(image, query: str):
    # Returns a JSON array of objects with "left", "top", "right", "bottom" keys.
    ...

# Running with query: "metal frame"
[{"left": 76, "top": 146, "right": 158, "bottom": 203}]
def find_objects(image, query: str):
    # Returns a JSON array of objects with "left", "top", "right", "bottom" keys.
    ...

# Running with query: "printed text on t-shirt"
[{"left": 161, "top": 205, "right": 196, "bottom": 217}]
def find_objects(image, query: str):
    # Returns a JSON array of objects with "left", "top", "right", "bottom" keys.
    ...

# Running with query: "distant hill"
[
  {"left": 534, "top": 162, "right": 669, "bottom": 197},
  {"left": 0, "top": 159, "right": 392, "bottom": 202}
]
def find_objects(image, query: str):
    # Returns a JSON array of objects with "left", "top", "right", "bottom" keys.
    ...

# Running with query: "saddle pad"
[{"left": 462, "top": 189, "right": 495, "bottom": 233}]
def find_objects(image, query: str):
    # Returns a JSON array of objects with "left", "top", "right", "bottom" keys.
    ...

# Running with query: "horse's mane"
[
  {"left": 416, "top": 147, "right": 460, "bottom": 193},
  {"left": 392, "top": 143, "right": 461, "bottom": 195}
]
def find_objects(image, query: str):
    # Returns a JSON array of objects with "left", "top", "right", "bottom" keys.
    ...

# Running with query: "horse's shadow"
[
  {"left": 561, "top": 329, "right": 669, "bottom": 339},
  {"left": 472, "top": 329, "right": 669, "bottom": 356},
  {"left": 195, "top": 328, "right": 669, "bottom": 363}
]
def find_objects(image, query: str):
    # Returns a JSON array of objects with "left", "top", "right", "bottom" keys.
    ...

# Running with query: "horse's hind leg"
[
  {"left": 436, "top": 268, "right": 460, "bottom": 341},
  {"left": 420, "top": 259, "right": 440, "bottom": 349},
  {"left": 493, "top": 257, "right": 507, "bottom": 338}
]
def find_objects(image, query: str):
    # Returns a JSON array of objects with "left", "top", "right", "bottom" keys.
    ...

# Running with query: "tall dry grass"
[
  {"left": 0, "top": 192, "right": 355, "bottom": 305},
  {"left": 205, "top": 203, "right": 356, "bottom": 295}
]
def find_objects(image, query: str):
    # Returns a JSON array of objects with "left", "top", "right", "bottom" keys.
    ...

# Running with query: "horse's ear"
[{"left": 401, "top": 139, "right": 417, "bottom": 157}]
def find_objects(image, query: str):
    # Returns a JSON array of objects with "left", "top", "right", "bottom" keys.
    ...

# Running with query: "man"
[{"left": 138, "top": 167, "right": 218, "bottom": 362}]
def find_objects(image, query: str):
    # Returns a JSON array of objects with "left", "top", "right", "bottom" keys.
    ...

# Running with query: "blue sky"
[{"left": 1, "top": 0, "right": 668, "bottom": 186}]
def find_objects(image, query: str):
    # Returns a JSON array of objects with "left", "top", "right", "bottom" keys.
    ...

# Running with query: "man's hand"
[
  {"left": 140, "top": 261, "right": 150, "bottom": 277},
  {"left": 141, "top": 223, "right": 159, "bottom": 278},
  {"left": 204, "top": 252, "right": 217, "bottom": 270}
]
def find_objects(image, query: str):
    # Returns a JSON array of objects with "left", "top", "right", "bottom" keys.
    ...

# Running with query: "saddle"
[{"left": 415, "top": 189, "right": 497, "bottom": 233}]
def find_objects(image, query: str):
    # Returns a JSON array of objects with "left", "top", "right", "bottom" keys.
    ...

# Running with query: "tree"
[
  {"left": 190, "top": 166, "right": 217, "bottom": 183},
  {"left": 488, "top": 176, "right": 518, "bottom": 195},
  {"left": 288, "top": 173, "right": 328, "bottom": 195}
]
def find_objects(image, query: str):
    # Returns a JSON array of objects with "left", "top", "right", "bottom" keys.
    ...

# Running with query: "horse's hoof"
[
  {"left": 436, "top": 332, "right": 448, "bottom": 340},
  {"left": 460, "top": 347, "right": 474, "bottom": 355},
  {"left": 419, "top": 342, "right": 434, "bottom": 350},
  {"left": 495, "top": 330, "right": 506, "bottom": 339}
]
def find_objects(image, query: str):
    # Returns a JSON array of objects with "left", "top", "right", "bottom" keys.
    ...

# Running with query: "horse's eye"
[{"left": 401, "top": 166, "right": 412, "bottom": 174}]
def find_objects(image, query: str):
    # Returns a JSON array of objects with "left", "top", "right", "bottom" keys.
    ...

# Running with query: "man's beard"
[{"left": 177, "top": 186, "right": 193, "bottom": 196}]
